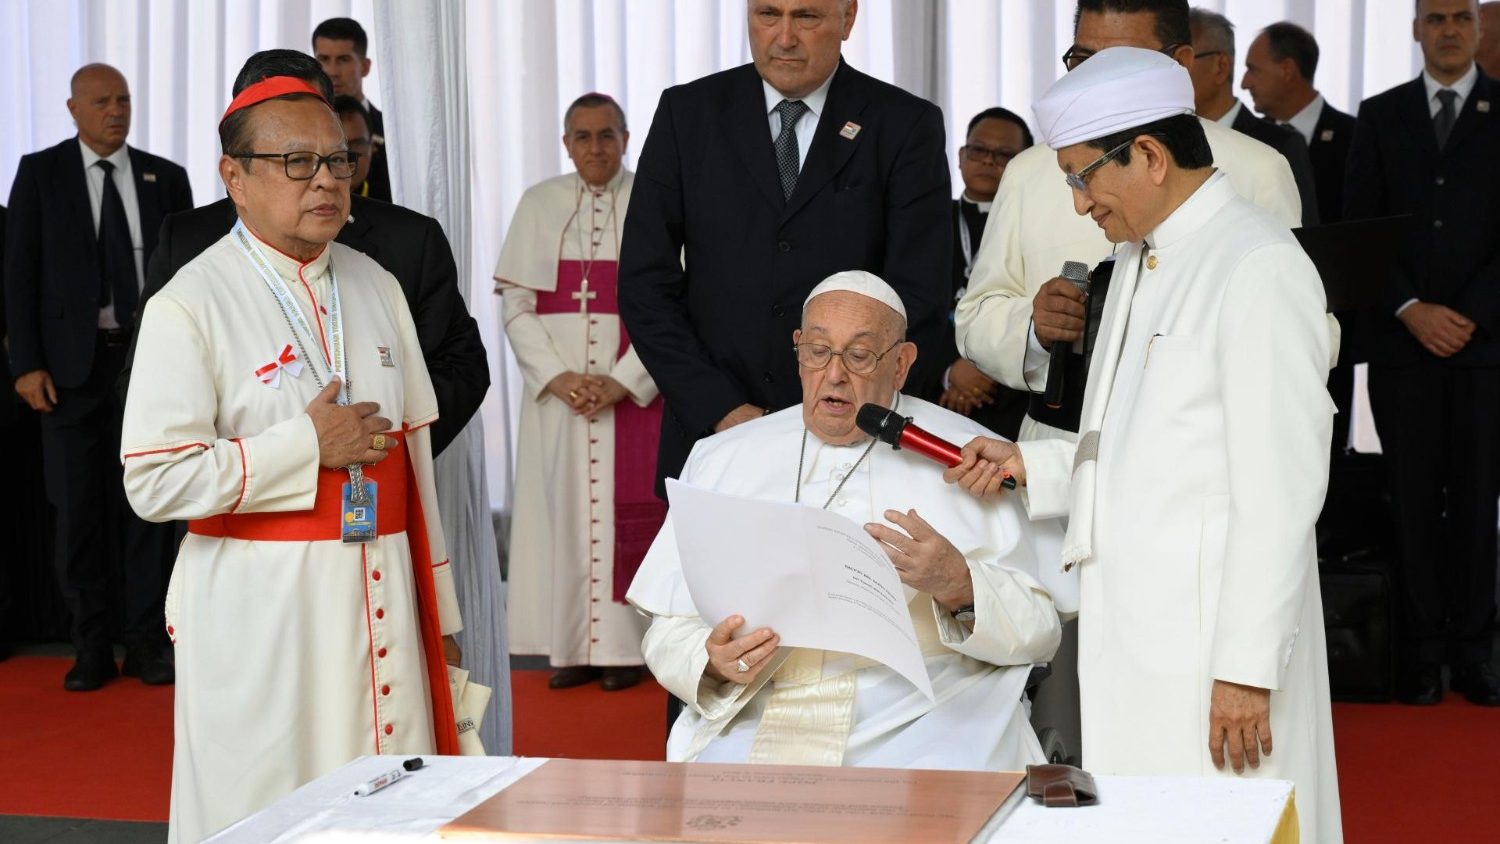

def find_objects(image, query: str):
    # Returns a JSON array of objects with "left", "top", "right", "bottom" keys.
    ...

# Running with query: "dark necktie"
[
  {"left": 1434, "top": 88, "right": 1459, "bottom": 150},
  {"left": 773, "top": 99, "right": 810, "bottom": 200},
  {"left": 96, "top": 160, "right": 139, "bottom": 323}
]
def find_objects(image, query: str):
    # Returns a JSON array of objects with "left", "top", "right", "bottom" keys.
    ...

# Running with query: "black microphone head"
[{"left": 856, "top": 403, "right": 906, "bottom": 446}]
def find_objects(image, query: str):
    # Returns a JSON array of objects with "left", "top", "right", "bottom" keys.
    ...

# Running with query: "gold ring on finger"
[
  {"left": 372, "top": 434, "right": 387, "bottom": 451},
  {"left": 568, "top": 389, "right": 579, "bottom": 400}
]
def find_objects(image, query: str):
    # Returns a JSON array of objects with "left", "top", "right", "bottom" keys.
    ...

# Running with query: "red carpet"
[{"left": 3, "top": 654, "right": 1496, "bottom": 842}]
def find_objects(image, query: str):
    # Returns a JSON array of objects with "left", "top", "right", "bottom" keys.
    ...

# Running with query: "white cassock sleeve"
[
  {"left": 1014, "top": 438, "right": 1078, "bottom": 521},
  {"left": 953, "top": 162, "right": 1050, "bottom": 393},
  {"left": 931, "top": 555, "right": 1062, "bottom": 666},
  {"left": 121, "top": 292, "right": 321, "bottom": 519},
  {"left": 611, "top": 345, "right": 660, "bottom": 407},
  {"left": 499, "top": 285, "right": 570, "bottom": 401},
  {"left": 1210, "top": 244, "right": 1330, "bottom": 691}
]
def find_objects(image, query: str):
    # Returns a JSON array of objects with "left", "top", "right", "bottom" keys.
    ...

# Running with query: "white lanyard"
[
  {"left": 231, "top": 220, "right": 349, "bottom": 404},
  {"left": 958, "top": 211, "right": 975, "bottom": 282}
]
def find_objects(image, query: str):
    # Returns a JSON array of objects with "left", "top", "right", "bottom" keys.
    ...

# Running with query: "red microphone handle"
[{"left": 898, "top": 424, "right": 964, "bottom": 468}]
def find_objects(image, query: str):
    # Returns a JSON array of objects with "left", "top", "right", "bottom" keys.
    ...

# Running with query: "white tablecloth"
[{"left": 207, "top": 756, "right": 1294, "bottom": 844}]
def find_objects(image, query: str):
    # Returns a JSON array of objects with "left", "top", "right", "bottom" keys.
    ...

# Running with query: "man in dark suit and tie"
[
  {"left": 1345, "top": 0, "right": 1500, "bottom": 707},
  {"left": 1242, "top": 21, "right": 1362, "bottom": 455},
  {"left": 314, "top": 17, "right": 390, "bottom": 202},
  {"left": 619, "top": 0, "right": 951, "bottom": 491},
  {"left": 1186, "top": 8, "right": 1319, "bottom": 226},
  {"left": 1242, "top": 22, "right": 1357, "bottom": 226},
  {"left": 128, "top": 51, "right": 488, "bottom": 458},
  {"left": 4, "top": 64, "right": 193, "bottom": 690}
]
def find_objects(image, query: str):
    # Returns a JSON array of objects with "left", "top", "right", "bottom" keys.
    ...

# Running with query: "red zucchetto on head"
[{"left": 220, "top": 76, "right": 329, "bottom": 124}]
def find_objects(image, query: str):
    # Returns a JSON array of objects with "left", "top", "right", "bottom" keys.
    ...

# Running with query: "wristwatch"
[{"left": 951, "top": 604, "right": 976, "bottom": 623}]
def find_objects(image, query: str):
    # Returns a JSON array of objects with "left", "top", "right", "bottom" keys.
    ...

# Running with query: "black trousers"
[
  {"left": 1368, "top": 360, "right": 1500, "bottom": 667},
  {"left": 38, "top": 332, "right": 175, "bottom": 654}
]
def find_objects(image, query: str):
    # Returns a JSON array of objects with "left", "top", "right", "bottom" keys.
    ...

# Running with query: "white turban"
[
  {"left": 1032, "top": 46, "right": 1195, "bottom": 150},
  {"left": 803, "top": 270, "right": 907, "bottom": 321}
]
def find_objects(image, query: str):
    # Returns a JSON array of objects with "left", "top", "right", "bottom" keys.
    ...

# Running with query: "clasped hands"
[{"left": 546, "top": 371, "right": 629, "bottom": 418}]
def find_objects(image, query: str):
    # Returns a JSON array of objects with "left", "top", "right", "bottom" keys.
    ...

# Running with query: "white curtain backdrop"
[{"left": 2, "top": 0, "right": 1428, "bottom": 511}]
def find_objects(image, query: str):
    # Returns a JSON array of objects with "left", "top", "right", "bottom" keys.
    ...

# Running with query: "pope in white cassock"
[
  {"left": 120, "top": 78, "right": 463, "bottom": 843},
  {"left": 947, "top": 49, "right": 1341, "bottom": 842},
  {"left": 494, "top": 93, "right": 662, "bottom": 692},
  {"left": 628, "top": 271, "right": 1066, "bottom": 770}
]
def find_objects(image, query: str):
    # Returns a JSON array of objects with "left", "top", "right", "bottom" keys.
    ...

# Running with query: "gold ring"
[
  {"left": 568, "top": 389, "right": 579, "bottom": 400},
  {"left": 372, "top": 434, "right": 387, "bottom": 451}
]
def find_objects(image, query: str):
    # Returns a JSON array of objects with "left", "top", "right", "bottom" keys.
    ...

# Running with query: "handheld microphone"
[
  {"left": 1042, "top": 261, "right": 1091, "bottom": 410},
  {"left": 856, "top": 403, "right": 1017, "bottom": 489}
]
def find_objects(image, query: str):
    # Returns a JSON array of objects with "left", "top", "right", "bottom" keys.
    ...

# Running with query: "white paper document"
[{"left": 665, "top": 479, "right": 935, "bottom": 700}]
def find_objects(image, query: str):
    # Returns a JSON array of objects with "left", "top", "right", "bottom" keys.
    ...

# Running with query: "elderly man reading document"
[
  {"left": 120, "top": 77, "right": 462, "bottom": 842},
  {"left": 628, "top": 272, "right": 1063, "bottom": 771},
  {"left": 948, "top": 48, "right": 1341, "bottom": 843}
]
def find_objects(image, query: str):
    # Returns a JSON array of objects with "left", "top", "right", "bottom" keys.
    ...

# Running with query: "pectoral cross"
[{"left": 571, "top": 276, "right": 597, "bottom": 317}]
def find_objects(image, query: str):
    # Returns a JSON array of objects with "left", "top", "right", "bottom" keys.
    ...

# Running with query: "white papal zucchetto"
[
  {"left": 803, "top": 270, "right": 907, "bottom": 321},
  {"left": 1032, "top": 46, "right": 1196, "bottom": 150}
]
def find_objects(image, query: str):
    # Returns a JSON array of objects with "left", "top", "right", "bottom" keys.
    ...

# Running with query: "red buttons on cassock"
[
  {"left": 378, "top": 647, "right": 388, "bottom": 658},
  {"left": 384, "top": 724, "right": 393, "bottom": 735},
  {"left": 372, "top": 570, "right": 382, "bottom": 581},
  {"left": 375, "top": 608, "right": 385, "bottom": 619},
  {"left": 381, "top": 685, "right": 390, "bottom": 696},
  {"left": 167, "top": 626, "right": 174, "bottom": 636}
]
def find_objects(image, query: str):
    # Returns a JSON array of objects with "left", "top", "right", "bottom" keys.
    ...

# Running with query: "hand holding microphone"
[
  {"left": 855, "top": 404, "right": 1017, "bottom": 490},
  {"left": 1038, "top": 261, "right": 1090, "bottom": 410}
]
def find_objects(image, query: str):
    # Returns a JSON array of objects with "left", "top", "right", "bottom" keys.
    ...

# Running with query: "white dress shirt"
[
  {"left": 78, "top": 139, "right": 144, "bottom": 329},
  {"left": 1216, "top": 100, "right": 1243, "bottom": 127},
  {"left": 762, "top": 70, "right": 835, "bottom": 169},
  {"left": 1283, "top": 93, "right": 1326, "bottom": 147},
  {"left": 1423, "top": 63, "right": 1479, "bottom": 117}
]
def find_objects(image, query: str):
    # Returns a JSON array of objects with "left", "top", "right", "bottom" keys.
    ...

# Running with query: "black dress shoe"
[
  {"left": 600, "top": 666, "right": 643, "bottom": 692},
  {"left": 122, "top": 646, "right": 175, "bottom": 685},
  {"left": 64, "top": 651, "right": 119, "bottom": 692},
  {"left": 1451, "top": 662, "right": 1500, "bottom": 706},
  {"left": 549, "top": 666, "right": 602, "bottom": 689},
  {"left": 1398, "top": 664, "right": 1443, "bottom": 705}
]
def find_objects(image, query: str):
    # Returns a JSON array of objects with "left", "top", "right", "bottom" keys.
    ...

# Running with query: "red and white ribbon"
[{"left": 255, "top": 344, "right": 303, "bottom": 389}]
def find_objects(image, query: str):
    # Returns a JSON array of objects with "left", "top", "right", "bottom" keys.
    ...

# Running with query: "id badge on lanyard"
[{"left": 231, "top": 222, "right": 377, "bottom": 543}]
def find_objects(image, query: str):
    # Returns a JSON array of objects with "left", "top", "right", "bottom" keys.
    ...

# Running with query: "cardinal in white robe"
[
  {"left": 948, "top": 49, "right": 1341, "bottom": 843},
  {"left": 628, "top": 272, "right": 1065, "bottom": 770},
  {"left": 494, "top": 94, "right": 661, "bottom": 691},
  {"left": 120, "top": 78, "right": 462, "bottom": 843}
]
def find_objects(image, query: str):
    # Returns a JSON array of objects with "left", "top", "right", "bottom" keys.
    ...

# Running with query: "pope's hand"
[
  {"left": 865, "top": 509, "right": 974, "bottom": 611},
  {"left": 1398, "top": 301, "right": 1474, "bottom": 358},
  {"left": 704, "top": 615, "right": 779, "bottom": 685},
  {"left": 1033, "top": 277, "right": 1088, "bottom": 348},
  {"left": 306, "top": 378, "right": 393, "bottom": 468},
  {"left": 1208, "top": 679, "right": 1272, "bottom": 774},
  {"left": 943, "top": 436, "right": 1024, "bottom": 497}
]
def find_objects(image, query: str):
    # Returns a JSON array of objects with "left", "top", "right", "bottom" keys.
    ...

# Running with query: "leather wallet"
[{"left": 1025, "top": 763, "right": 1098, "bottom": 807}]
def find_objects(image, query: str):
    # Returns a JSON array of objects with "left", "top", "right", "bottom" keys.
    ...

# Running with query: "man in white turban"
[
  {"left": 947, "top": 47, "right": 1342, "bottom": 843},
  {"left": 628, "top": 271, "right": 1065, "bottom": 772}
]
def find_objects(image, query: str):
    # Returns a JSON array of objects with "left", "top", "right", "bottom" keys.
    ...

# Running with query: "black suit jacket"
[
  {"left": 362, "top": 103, "right": 392, "bottom": 202},
  {"left": 1345, "top": 72, "right": 1500, "bottom": 367},
  {"left": 4, "top": 138, "right": 193, "bottom": 387},
  {"left": 131, "top": 195, "right": 487, "bottom": 455},
  {"left": 619, "top": 61, "right": 953, "bottom": 489},
  {"left": 0, "top": 205, "right": 10, "bottom": 426},
  {"left": 1231, "top": 104, "right": 1320, "bottom": 226},
  {"left": 1306, "top": 101, "right": 1356, "bottom": 224}
]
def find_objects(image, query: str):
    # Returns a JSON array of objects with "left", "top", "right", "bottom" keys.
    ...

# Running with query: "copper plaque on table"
[{"left": 439, "top": 758, "right": 1023, "bottom": 843}]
